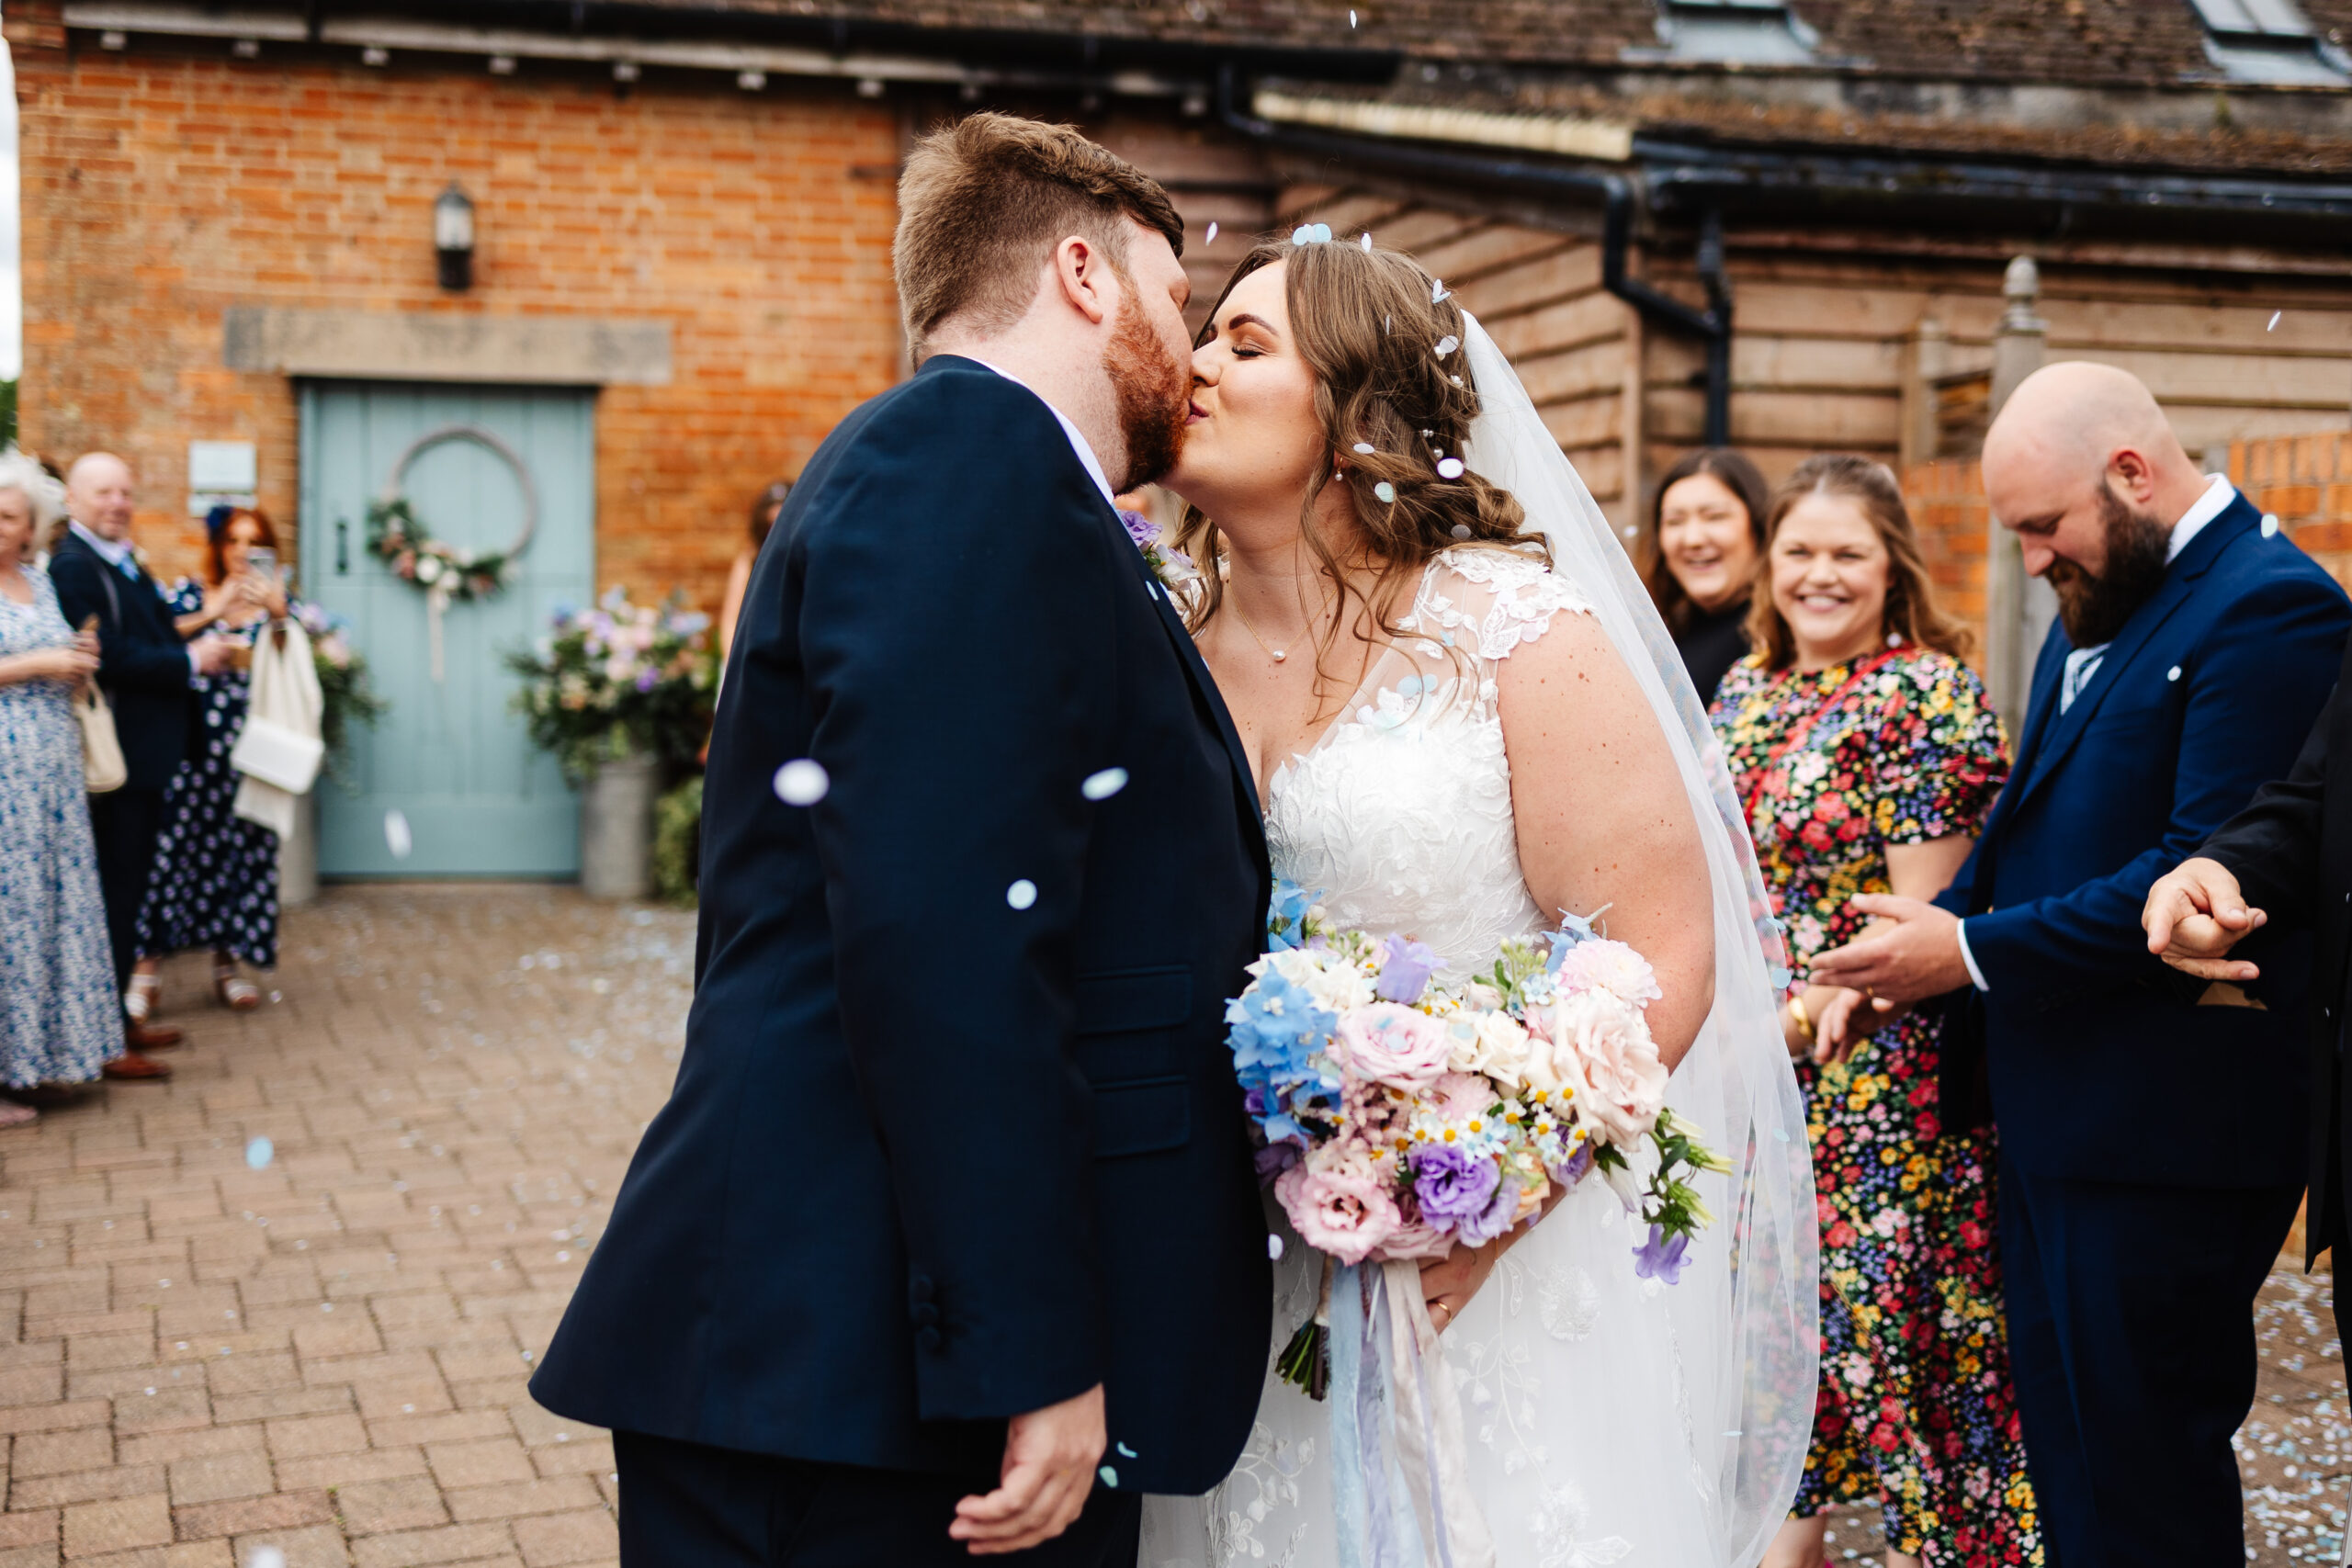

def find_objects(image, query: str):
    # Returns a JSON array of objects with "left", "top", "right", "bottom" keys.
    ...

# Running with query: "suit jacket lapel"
[
  {"left": 1113, "top": 530, "right": 1270, "bottom": 842},
  {"left": 2007, "top": 499, "right": 2257, "bottom": 817}
]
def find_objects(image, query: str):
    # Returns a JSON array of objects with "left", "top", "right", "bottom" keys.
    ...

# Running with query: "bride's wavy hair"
[{"left": 1174, "top": 235, "right": 1538, "bottom": 669}]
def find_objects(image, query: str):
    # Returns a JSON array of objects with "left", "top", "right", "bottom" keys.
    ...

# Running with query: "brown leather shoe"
[
  {"left": 124, "top": 1021, "right": 183, "bottom": 1051},
  {"left": 102, "top": 1053, "right": 172, "bottom": 1080}
]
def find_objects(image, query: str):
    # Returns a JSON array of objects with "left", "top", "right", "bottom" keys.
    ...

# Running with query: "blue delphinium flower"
[
  {"left": 1632, "top": 1224, "right": 1690, "bottom": 1285},
  {"left": 1226, "top": 966, "right": 1338, "bottom": 1143},
  {"left": 1374, "top": 934, "right": 1443, "bottom": 1004},
  {"left": 1267, "top": 880, "right": 1317, "bottom": 952}
]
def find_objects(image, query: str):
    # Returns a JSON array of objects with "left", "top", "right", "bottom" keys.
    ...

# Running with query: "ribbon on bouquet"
[{"left": 1326, "top": 1260, "right": 1498, "bottom": 1568}]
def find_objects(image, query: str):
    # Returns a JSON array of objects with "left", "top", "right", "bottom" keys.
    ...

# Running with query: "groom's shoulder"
[{"left": 841, "top": 355, "right": 1058, "bottom": 455}]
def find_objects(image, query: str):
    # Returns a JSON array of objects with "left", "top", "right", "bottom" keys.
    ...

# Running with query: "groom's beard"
[
  {"left": 2045, "top": 485, "right": 2172, "bottom": 648},
  {"left": 1105, "top": 294, "right": 1191, "bottom": 492}
]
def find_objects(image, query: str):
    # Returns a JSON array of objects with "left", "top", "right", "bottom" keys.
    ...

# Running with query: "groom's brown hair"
[{"left": 894, "top": 113, "right": 1184, "bottom": 358}]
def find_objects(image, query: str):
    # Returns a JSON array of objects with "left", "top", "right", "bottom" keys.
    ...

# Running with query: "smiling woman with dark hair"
[{"left": 1645, "top": 446, "right": 1771, "bottom": 701}]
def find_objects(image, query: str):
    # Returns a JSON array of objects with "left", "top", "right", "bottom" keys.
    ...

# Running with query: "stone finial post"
[{"left": 1984, "top": 255, "right": 2054, "bottom": 730}]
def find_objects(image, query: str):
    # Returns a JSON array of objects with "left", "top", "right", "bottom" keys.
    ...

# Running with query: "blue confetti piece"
[
  {"left": 1098, "top": 1464, "right": 1119, "bottom": 1488},
  {"left": 1116, "top": 1441, "right": 1137, "bottom": 1458},
  {"left": 1766, "top": 965, "right": 1792, "bottom": 989},
  {"left": 1081, "top": 767, "right": 1129, "bottom": 801},
  {"left": 244, "top": 1137, "right": 274, "bottom": 1170}
]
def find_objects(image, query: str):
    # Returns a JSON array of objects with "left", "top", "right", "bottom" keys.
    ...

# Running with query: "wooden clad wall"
[{"left": 1273, "top": 183, "right": 1644, "bottom": 532}]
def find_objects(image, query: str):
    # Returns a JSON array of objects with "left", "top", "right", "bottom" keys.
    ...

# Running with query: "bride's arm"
[{"left": 1497, "top": 609, "right": 1715, "bottom": 1068}]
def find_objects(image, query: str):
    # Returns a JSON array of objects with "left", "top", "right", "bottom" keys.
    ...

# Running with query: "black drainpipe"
[{"left": 1216, "top": 64, "right": 1734, "bottom": 446}]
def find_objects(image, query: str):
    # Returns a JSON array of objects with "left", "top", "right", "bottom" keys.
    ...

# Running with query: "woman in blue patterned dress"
[
  {"left": 127, "top": 507, "right": 289, "bottom": 1019},
  {"left": 0, "top": 455, "right": 117, "bottom": 1122}
]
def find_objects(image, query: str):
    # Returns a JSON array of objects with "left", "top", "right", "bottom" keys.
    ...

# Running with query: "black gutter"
[{"left": 1216, "top": 64, "right": 1736, "bottom": 446}]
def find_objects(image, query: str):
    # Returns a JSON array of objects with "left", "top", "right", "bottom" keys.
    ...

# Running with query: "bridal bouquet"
[{"left": 1231, "top": 883, "right": 1724, "bottom": 1395}]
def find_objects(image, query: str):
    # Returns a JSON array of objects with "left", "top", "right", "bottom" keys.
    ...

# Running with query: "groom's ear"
[{"left": 1050, "top": 233, "right": 1119, "bottom": 329}]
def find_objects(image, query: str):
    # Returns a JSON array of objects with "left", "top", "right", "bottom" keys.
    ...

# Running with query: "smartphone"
[{"left": 245, "top": 547, "right": 278, "bottom": 582}]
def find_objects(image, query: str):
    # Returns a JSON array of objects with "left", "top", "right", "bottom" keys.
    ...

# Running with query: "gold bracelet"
[{"left": 1787, "top": 990, "right": 1815, "bottom": 1043}]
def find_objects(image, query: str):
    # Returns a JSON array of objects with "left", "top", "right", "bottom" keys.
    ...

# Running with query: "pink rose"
[
  {"left": 1276, "top": 1145, "right": 1403, "bottom": 1265},
  {"left": 1332, "top": 1003, "right": 1453, "bottom": 1091},
  {"left": 1550, "top": 988, "right": 1668, "bottom": 1145},
  {"left": 1552, "top": 939, "right": 1663, "bottom": 1009}
]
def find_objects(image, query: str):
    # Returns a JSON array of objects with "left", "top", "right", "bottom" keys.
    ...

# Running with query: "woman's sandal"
[
  {"left": 214, "top": 964, "right": 260, "bottom": 1011},
  {"left": 124, "top": 972, "right": 161, "bottom": 1022}
]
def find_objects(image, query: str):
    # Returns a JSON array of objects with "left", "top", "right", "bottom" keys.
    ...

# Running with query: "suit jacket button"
[
  {"left": 916, "top": 1325, "right": 944, "bottom": 1353},
  {"left": 912, "top": 1302, "right": 940, "bottom": 1328}
]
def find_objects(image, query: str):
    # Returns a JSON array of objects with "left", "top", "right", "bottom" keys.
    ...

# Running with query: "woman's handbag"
[
  {"left": 77, "top": 682, "right": 127, "bottom": 794},
  {"left": 232, "top": 618, "right": 324, "bottom": 835}
]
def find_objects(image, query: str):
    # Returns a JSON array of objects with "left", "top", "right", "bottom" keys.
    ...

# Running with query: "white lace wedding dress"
[{"left": 1140, "top": 547, "right": 1726, "bottom": 1568}]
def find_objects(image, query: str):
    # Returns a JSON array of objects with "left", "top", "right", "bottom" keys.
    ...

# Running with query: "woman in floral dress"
[
  {"left": 1713, "top": 456, "right": 2039, "bottom": 1568},
  {"left": 129, "top": 507, "right": 291, "bottom": 1018},
  {"left": 0, "top": 455, "right": 116, "bottom": 1122}
]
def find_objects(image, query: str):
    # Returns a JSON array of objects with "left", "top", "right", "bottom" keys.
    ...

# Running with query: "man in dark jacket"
[
  {"left": 530, "top": 117, "right": 1271, "bottom": 1566},
  {"left": 48, "top": 453, "right": 233, "bottom": 1074}
]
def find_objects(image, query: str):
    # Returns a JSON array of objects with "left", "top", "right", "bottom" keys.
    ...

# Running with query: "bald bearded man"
[{"left": 1808, "top": 363, "right": 2351, "bottom": 1566}]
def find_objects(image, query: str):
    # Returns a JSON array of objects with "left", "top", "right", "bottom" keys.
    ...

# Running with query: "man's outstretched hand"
[
  {"left": 950, "top": 1382, "right": 1105, "bottom": 1556},
  {"left": 2143, "top": 856, "right": 2267, "bottom": 983},
  {"left": 1806, "top": 895, "right": 1972, "bottom": 1006}
]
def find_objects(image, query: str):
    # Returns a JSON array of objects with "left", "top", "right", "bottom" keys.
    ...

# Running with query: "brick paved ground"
[{"left": 0, "top": 884, "right": 2341, "bottom": 1567}]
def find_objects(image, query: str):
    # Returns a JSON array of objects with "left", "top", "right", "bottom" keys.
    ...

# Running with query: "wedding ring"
[{"left": 1430, "top": 1301, "right": 1454, "bottom": 1325}]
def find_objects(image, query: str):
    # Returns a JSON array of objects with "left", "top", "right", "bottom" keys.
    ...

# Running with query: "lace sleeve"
[{"left": 1405, "top": 546, "right": 1595, "bottom": 661}]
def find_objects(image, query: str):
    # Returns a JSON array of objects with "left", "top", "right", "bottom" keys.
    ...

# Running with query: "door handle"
[{"left": 336, "top": 516, "right": 349, "bottom": 574}]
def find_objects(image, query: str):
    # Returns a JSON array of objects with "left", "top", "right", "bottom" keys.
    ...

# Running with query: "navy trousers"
[
  {"left": 613, "top": 1430, "right": 1143, "bottom": 1568},
  {"left": 1998, "top": 1156, "right": 2300, "bottom": 1567}
]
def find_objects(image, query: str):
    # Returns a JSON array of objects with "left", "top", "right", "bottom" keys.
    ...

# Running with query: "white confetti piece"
[
  {"left": 1352, "top": 443, "right": 1375, "bottom": 455},
  {"left": 2168, "top": 665, "right": 2183, "bottom": 682},
  {"left": 1436, "top": 457, "right": 1465, "bottom": 479},
  {"left": 1268, "top": 1234, "right": 1285, "bottom": 1259},
  {"left": 244, "top": 1137, "right": 273, "bottom": 1170},
  {"left": 1360, "top": 231, "right": 1372, "bottom": 251},
  {"left": 2269, "top": 310, "right": 2283, "bottom": 331},
  {"left": 382, "top": 808, "right": 412, "bottom": 859},
  {"left": 1006, "top": 879, "right": 1038, "bottom": 910},
  {"left": 774, "top": 759, "right": 829, "bottom": 806},
  {"left": 1204, "top": 220, "right": 1217, "bottom": 244},
  {"left": 1434, "top": 334, "right": 1459, "bottom": 357},
  {"left": 1431, "top": 279, "right": 1450, "bottom": 303},
  {"left": 1081, "top": 767, "right": 1129, "bottom": 800},
  {"left": 1451, "top": 525, "right": 1473, "bottom": 540},
  {"left": 1374, "top": 481, "right": 1396, "bottom": 503},
  {"left": 2263, "top": 513, "right": 2282, "bottom": 538},
  {"left": 244, "top": 1549, "right": 288, "bottom": 1568},
  {"left": 1349, "top": 6, "right": 1356, "bottom": 22}
]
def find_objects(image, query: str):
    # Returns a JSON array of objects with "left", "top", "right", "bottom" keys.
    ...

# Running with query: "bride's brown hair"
[{"left": 1176, "top": 236, "right": 1537, "bottom": 669}]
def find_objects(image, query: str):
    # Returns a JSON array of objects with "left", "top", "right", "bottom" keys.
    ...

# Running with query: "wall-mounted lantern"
[{"left": 434, "top": 182, "right": 475, "bottom": 291}]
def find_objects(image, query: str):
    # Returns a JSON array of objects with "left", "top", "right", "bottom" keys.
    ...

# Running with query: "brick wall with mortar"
[{"left": 6, "top": 8, "right": 905, "bottom": 609}]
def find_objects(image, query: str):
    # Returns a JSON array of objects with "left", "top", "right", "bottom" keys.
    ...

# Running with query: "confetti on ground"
[
  {"left": 1006, "top": 878, "right": 1038, "bottom": 909},
  {"left": 382, "top": 808, "right": 413, "bottom": 859},
  {"left": 244, "top": 1136, "right": 273, "bottom": 1169},
  {"left": 1081, "top": 767, "right": 1129, "bottom": 800},
  {"left": 774, "top": 758, "right": 829, "bottom": 806},
  {"left": 244, "top": 1548, "right": 288, "bottom": 1568},
  {"left": 1437, "top": 457, "right": 1466, "bottom": 479}
]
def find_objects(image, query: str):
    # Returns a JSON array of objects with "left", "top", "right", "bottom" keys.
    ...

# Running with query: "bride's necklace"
[{"left": 1228, "top": 596, "right": 1293, "bottom": 663}]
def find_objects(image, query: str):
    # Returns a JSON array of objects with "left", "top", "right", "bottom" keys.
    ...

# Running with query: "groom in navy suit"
[
  {"left": 531, "top": 117, "right": 1272, "bottom": 1564},
  {"left": 1810, "top": 363, "right": 2351, "bottom": 1566}
]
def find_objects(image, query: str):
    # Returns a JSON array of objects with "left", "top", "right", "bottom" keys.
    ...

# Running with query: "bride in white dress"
[{"left": 1138, "top": 236, "right": 1816, "bottom": 1567}]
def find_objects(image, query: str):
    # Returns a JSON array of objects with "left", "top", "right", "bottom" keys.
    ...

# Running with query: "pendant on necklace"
[{"left": 1272, "top": 649, "right": 1287, "bottom": 662}]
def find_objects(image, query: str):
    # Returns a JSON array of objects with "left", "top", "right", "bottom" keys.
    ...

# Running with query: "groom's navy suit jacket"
[
  {"left": 1934, "top": 493, "right": 2350, "bottom": 1187},
  {"left": 531, "top": 356, "right": 1274, "bottom": 1494}
]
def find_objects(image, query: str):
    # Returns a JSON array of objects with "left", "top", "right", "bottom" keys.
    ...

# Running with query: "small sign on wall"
[{"left": 187, "top": 439, "right": 257, "bottom": 515}]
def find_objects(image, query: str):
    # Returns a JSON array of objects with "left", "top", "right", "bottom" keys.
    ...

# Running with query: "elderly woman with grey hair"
[{"left": 0, "top": 451, "right": 116, "bottom": 1123}]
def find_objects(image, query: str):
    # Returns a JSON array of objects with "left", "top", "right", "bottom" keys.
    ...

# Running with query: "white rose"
[
  {"left": 1550, "top": 987, "right": 1668, "bottom": 1146},
  {"left": 1449, "top": 1010, "right": 1534, "bottom": 1086},
  {"left": 415, "top": 555, "right": 443, "bottom": 584}
]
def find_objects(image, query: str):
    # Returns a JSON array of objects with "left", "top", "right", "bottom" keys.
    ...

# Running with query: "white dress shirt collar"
[
  {"left": 2165, "top": 473, "right": 2236, "bottom": 564},
  {"left": 68, "top": 518, "right": 135, "bottom": 570},
  {"left": 968, "top": 358, "right": 1116, "bottom": 508}
]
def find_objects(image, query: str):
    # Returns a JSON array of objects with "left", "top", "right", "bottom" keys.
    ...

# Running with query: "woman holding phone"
[{"left": 126, "top": 505, "right": 294, "bottom": 1020}]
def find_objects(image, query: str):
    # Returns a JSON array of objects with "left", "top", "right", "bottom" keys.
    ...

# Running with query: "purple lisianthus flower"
[
  {"left": 1412, "top": 1141, "right": 1501, "bottom": 1226},
  {"left": 1119, "top": 508, "right": 1160, "bottom": 549},
  {"left": 633, "top": 668, "right": 659, "bottom": 693},
  {"left": 1374, "top": 934, "right": 1443, "bottom": 1004},
  {"left": 1456, "top": 1174, "right": 1522, "bottom": 1247},
  {"left": 1254, "top": 1141, "right": 1302, "bottom": 1186},
  {"left": 1548, "top": 1143, "right": 1595, "bottom": 1187},
  {"left": 1633, "top": 1224, "right": 1690, "bottom": 1285}
]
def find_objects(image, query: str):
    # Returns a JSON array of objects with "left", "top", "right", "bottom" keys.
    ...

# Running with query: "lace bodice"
[{"left": 1265, "top": 547, "right": 1592, "bottom": 974}]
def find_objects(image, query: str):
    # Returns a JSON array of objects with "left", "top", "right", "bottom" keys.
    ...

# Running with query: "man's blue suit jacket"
[
  {"left": 1935, "top": 492, "right": 2351, "bottom": 1188},
  {"left": 530, "top": 356, "right": 1274, "bottom": 1492}
]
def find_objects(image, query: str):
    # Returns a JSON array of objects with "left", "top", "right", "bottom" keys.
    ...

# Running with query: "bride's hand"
[{"left": 1419, "top": 1237, "right": 1503, "bottom": 1334}]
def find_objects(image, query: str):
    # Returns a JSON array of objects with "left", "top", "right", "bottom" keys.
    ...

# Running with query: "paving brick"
[
  {"left": 60, "top": 1495, "right": 172, "bottom": 1558},
  {"left": 163, "top": 1452, "right": 274, "bottom": 1508},
  {"left": 509, "top": 1510, "right": 614, "bottom": 1568},
  {"left": 166, "top": 1491, "right": 334, "bottom": 1542},
  {"left": 334, "top": 1475, "right": 448, "bottom": 1537},
  {"left": 422, "top": 1441, "right": 533, "bottom": 1494},
  {"left": 11, "top": 1431, "right": 112, "bottom": 1480}
]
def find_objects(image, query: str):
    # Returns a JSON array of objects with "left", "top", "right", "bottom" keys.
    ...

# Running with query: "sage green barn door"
[{"left": 299, "top": 382, "right": 595, "bottom": 878}]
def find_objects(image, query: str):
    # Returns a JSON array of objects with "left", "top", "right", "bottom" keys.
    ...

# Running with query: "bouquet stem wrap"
[{"left": 1328, "top": 1261, "right": 1498, "bottom": 1568}]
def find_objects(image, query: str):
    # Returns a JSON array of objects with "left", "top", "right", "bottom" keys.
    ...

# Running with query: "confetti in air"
[
  {"left": 1374, "top": 481, "right": 1397, "bottom": 504},
  {"left": 1437, "top": 457, "right": 1466, "bottom": 479},
  {"left": 382, "top": 809, "right": 413, "bottom": 860},
  {"left": 1099, "top": 1465, "right": 1120, "bottom": 1488},
  {"left": 1081, "top": 767, "right": 1129, "bottom": 800},
  {"left": 774, "top": 759, "right": 829, "bottom": 806},
  {"left": 1435, "top": 334, "right": 1460, "bottom": 357},
  {"left": 1268, "top": 1234, "right": 1285, "bottom": 1259},
  {"left": 1205, "top": 220, "right": 1218, "bottom": 244},
  {"left": 1006, "top": 879, "right": 1038, "bottom": 910},
  {"left": 244, "top": 1137, "right": 274, "bottom": 1170},
  {"left": 1291, "top": 222, "right": 1333, "bottom": 245},
  {"left": 1361, "top": 231, "right": 1373, "bottom": 251},
  {"left": 1451, "top": 525, "right": 1474, "bottom": 540},
  {"left": 2263, "top": 513, "right": 2282, "bottom": 538},
  {"left": 1349, "top": 6, "right": 1357, "bottom": 23},
  {"left": 2269, "top": 310, "right": 2282, "bottom": 331},
  {"left": 1352, "top": 443, "right": 1376, "bottom": 455},
  {"left": 1117, "top": 1441, "right": 1138, "bottom": 1458}
]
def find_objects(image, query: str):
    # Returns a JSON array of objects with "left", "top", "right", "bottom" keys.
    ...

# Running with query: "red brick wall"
[{"left": 6, "top": 12, "right": 904, "bottom": 609}]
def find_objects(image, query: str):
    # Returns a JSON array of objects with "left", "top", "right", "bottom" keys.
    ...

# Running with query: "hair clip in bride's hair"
[{"left": 1290, "top": 223, "right": 1333, "bottom": 245}]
